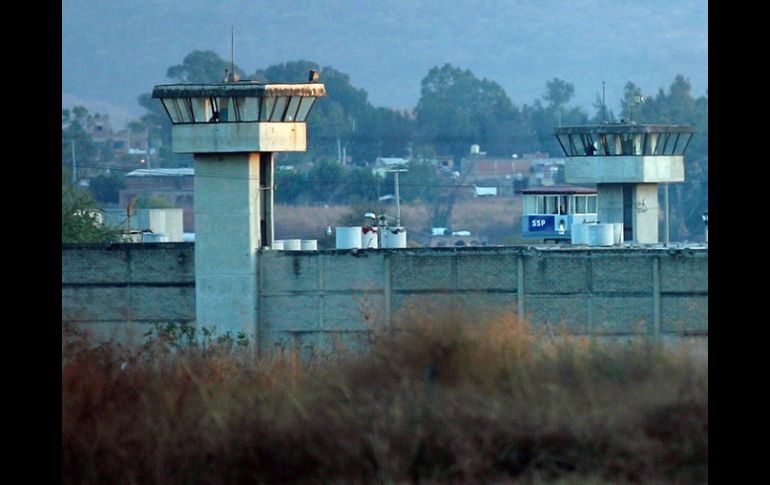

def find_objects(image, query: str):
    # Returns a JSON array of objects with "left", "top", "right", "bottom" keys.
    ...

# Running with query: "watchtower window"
[
  {"left": 587, "top": 195, "right": 597, "bottom": 213},
  {"left": 545, "top": 196, "right": 558, "bottom": 214},
  {"left": 574, "top": 196, "right": 587, "bottom": 214}
]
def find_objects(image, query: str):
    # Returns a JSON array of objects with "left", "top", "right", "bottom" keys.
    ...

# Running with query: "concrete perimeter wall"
[
  {"left": 62, "top": 243, "right": 195, "bottom": 344},
  {"left": 62, "top": 244, "right": 707, "bottom": 350}
]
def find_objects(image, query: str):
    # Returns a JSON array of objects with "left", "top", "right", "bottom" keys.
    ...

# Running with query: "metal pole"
[
  {"left": 602, "top": 81, "right": 606, "bottom": 123},
  {"left": 394, "top": 170, "right": 401, "bottom": 227},
  {"left": 663, "top": 184, "right": 669, "bottom": 246},
  {"left": 71, "top": 139, "right": 77, "bottom": 184}
]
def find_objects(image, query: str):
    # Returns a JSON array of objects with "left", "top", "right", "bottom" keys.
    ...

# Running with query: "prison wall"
[{"left": 62, "top": 244, "right": 707, "bottom": 349}]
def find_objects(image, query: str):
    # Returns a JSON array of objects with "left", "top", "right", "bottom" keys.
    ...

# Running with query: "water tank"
[
  {"left": 470, "top": 144, "right": 480, "bottom": 154},
  {"left": 336, "top": 227, "right": 362, "bottom": 249},
  {"left": 284, "top": 238, "right": 302, "bottom": 251},
  {"left": 142, "top": 232, "right": 169, "bottom": 243},
  {"left": 362, "top": 230, "right": 379, "bottom": 249},
  {"left": 301, "top": 239, "right": 318, "bottom": 250},
  {"left": 612, "top": 223, "right": 624, "bottom": 245},
  {"left": 272, "top": 240, "right": 285, "bottom": 250},
  {"left": 571, "top": 223, "right": 588, "bottom": 245},
  {"left": 586, "top": 224, "right": 614, "bottom": 246},
  {"left": 382, "top": 228, "right": 407, "bottom": 248}
]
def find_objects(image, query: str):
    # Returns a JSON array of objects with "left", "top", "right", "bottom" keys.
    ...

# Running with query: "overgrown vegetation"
[
  {"left": 62, "top": 169, "right": 122, "bottom": 243},
  {"left": 63, "top": 307, "right": 707, "bottom": 483}
]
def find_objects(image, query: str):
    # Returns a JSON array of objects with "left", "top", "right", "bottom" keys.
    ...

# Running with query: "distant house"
[
  {"left": 119, "top": 168, "right": 195, "bottom": 231},
  {"left": 470, "top": 158, "right": 532, "bottom": 180},
  {"left": 473, "top": 185, "right": 498, "bottom": 197},
  {"left": 372, "top": 157, "right": 408, "bottom": 177}
]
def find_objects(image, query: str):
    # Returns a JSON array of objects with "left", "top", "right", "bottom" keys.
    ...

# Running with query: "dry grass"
[
  {"left": 274, "top": 197, "right": 522, "bottom": 242},
  {"left": 62, "top": 307, "right": 707, "bottom": 483}
]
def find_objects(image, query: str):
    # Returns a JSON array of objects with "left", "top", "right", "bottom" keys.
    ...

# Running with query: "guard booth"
[{"left": 521, "top": 185, "right": 598, "bottom": 242}]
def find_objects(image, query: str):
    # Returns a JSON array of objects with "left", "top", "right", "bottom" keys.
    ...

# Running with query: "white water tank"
[
  {"left": 142, "top": 232, "right": 169, "bottom": 243},
  {"left": 301, "top": 239, "right": 318, "bottom": 250},
  {"left": 612, "top": 223, "right": 624, "bottom": 245},
  {"left": 586, "top": 223, "right": 614, "bottom": 246},
  {"left": 362, "top": 230, "right": 379, "bottom": 249},
  {"left": 571, "top": 223, "right": 588, "bottom": 245},
  {"left": 336, "top": 227, "right": 363, "bottom": 249},
  {"left": 284, "top": 238, "right": 302, "bottom": 251},
  {"left": 382, "top": 228, "right": 407, "bottom": 248},
  {"left": 272, "top": 240, "right": 285, "bottom": 250}
]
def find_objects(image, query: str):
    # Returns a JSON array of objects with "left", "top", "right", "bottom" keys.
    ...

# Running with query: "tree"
[
  {"left": 415, "top": 64, "right": 519, "bottom": 164},
  {"left": 307, "top": 160, "right": 346, "bottom": 204},
  {"left": 89, "top": 173, "right": 125, "bottom": 203},
  {"left": 275, "top": 170, "right": 305, "bottom": 204},
  {"left": 62, "top": 107, "right": 97, "bottom": 177},
  {"left": 543, "top": 78, "right": 574, "bottom": 110},
  {"left": 166, "top": 50, "right": 246, "bottom": 83},
  {"left": 62, "top": 170, "right": 121, "bottom": 243}
]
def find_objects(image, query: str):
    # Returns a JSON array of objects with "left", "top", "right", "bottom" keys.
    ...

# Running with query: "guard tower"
[
  {"left": 153, "top": 78, "right": 326, "bottom": 337},
  {"left": 554, "top": 123, "right": 694, "bottom": 243}
]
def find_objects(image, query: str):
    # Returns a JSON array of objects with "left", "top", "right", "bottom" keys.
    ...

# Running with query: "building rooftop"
[
  {"left": 125, "top": 168, "right": 194, "bottom": 177},
  {"left": 521, "top": 184, "right": 597, "bottom": 195}
]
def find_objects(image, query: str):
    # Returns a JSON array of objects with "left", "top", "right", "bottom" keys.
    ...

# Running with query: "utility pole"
[
  {"left": 386, "top": 167, "right": 408, "bottom": 227},
  {"left": 71, "top": 139, "right": 77, "bottom": 184},
  {"left": 663, "top": 183, "right": 669, "bottom": 246}
]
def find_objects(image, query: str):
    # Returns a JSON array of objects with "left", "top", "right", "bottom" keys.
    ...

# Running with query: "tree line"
[{"left": 63, "top": 50, "right": 708, "bottom": 240}]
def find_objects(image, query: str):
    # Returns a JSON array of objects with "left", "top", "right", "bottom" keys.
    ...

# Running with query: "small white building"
[
  {"left": 103, "top": 207, "right": 184, "bottom": 242},
  {"left": 372, "top": 157, "right": 408, "bottom": 177}
]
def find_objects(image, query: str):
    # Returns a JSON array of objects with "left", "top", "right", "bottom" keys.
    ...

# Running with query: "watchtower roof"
[
  {"left": 152, "top": 82, "right": 326, "bottom": 99},
  {"left": 554, "top": 123, "right": 695, "bottom": 136}
]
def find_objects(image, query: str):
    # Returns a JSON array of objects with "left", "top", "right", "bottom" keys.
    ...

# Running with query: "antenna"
[
  {"left": 601, "top": 81, "right": 606, "bottom": 122},
  {"left": 231, "top": 26, "right": 234, "bottom": 81}
]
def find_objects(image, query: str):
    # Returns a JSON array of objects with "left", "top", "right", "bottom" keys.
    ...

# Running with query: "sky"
[{"left": 62, "top": 0, "right": 708, "bottom": 130}]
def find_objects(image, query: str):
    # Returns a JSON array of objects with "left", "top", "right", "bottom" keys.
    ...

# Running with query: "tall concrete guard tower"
[
  {"left": 153, "top": 78, "right": 326, "bottom": 337},
  {"left": 554, "top": 123, "right": 694, "bottom": 243}
]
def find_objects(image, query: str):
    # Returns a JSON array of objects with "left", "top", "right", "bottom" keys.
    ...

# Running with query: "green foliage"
[
  {"left": 275, "top": 169, "right": 306, "bottom": 204},
  {"left": 543, "top": 77, "right": 575, "bottom": 109},
  {"left": 62, "top": 171, "right": 121, "bottom": 243},
  {"left": 61, "top": 107, "right": 97, "bottom": 169},
  {"left": 166, "top": 50, "right": 246, "bottom": 83},
  {"left": 131, "top": 51, "right": 708, "bottom": 239},
  {"left": 89, "top": 173, "right": 125, "bottom": 203},
  {"left": 415, "top": 63, "right": 520, "bottom": 162},
  {"left": 307, "top": 159, "right": 347, "bottom": 204},
  {"left": 141, "top": 322, "right": 250, "bottom": 354}
]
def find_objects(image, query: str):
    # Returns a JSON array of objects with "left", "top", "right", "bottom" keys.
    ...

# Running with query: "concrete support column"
[
  {"left": 597, "top": 184, "right": 624, "bottom": 225},
  {"left": 260, "top": 152, "right": 275, "bottom": 248},
  {"left": 194, "top": 153, "right": 261, "bottom": 338},
  {"left": 598, "top": 183, "right": 660, "bottom": 243},
  {"left": 633, "top": 184, "right": 659, "bottom": 244}
]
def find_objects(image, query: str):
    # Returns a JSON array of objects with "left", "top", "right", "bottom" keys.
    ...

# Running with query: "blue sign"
[{"left": 527, "top": 215, "right": 554, "bottom": 232}]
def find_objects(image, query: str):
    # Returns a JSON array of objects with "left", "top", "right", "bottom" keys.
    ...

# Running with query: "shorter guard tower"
[
  {"left": 554, "top": 123, "right": 694, "bottom": 243},
  {"left": 153, "top": 77, "right": 325, "bottom": 337}
]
